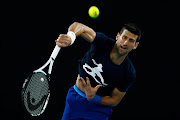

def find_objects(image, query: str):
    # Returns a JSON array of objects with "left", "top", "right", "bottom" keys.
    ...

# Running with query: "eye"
[
  {"left": 122, "top": 35, "right": 127, "bottom": 39},
  {"left": 129, "top": 39, "right": 135, "bottom": 43}
]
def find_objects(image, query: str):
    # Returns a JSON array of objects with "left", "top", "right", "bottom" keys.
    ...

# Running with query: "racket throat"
[
  {"left": 34, "top": 57, "right": 54, "bottom": 75},
  {"left": 48, "top": 58, "right": 54, "bottom": 75}
]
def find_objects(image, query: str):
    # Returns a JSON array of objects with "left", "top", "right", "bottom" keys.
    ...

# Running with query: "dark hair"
[{"left": 120, "top": 23, "right": 141, "bottom": 42}]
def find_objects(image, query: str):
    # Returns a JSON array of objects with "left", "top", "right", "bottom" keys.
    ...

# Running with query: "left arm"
[
  {"left": 80, "top": 77, "right": 126, "bottom": 107},
  {"left": 100, "top": 88, "right": 126, "bottom": 107}
]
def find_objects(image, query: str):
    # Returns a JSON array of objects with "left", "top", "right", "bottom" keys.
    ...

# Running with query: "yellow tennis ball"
[{"left": 88, "top": 6, "right": 100, "bottom": 18}]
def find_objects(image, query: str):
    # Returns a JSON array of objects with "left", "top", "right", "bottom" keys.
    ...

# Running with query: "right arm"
[{"left": 56, "top": 22, "right": 96, "bottom": 47}]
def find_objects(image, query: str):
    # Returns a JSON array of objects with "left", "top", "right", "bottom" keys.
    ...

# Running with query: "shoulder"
[
  {"left": 125, "top": 56, "right": 136, "bottom": 79},
  {"left": 92, "top": 32, "right": 116, "bottom": 50},
  {"left": 116, "top": 56, "right": 136, "bottom": 92},
  {"left": 93, "top": 32, "right": 109, "bottom": 42}
]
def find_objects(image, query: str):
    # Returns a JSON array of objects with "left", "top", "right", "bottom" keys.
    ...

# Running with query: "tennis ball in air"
[{"left": 88, "top": 6, "right": 100, "bottom": 18}]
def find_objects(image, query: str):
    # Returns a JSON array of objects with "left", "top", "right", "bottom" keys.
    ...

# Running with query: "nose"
[{"left": 123, "top": 40, "right": 128, "bottom": 46}]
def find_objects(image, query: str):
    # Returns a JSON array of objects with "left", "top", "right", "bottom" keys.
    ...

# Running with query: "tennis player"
[{"left": 56, "top": 22, "right": 141, "bottom": 120}]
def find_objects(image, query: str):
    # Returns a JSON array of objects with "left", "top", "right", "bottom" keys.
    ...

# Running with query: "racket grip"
[{"left": 50, "top": 45, "right": 61, "bottom": 60}]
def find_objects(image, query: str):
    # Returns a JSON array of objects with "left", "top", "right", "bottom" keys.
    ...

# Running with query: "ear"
[
  {"left": 133, "top": 42, "right": 139, "bottom": 49},
  {"left": 116, "top": 32, "right": 120, "bottom": 40}
]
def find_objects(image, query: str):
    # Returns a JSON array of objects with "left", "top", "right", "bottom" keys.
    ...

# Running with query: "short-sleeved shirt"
[{"left": 78, "top": 32, "right": 136, "bottom": 96}]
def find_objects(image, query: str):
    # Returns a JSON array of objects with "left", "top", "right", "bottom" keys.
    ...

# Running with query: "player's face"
[{"left": 116, "top": 29, "right": 139, "bottom": 56}]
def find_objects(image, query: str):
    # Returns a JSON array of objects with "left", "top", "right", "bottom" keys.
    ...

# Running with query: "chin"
[{"left": 118, "top": 51, "right": 127, "bottom": 56}]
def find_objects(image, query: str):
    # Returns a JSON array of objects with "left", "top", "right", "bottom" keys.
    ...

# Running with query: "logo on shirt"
[{"left": 83, "top": 59, "right": 108, "bottom": 87}]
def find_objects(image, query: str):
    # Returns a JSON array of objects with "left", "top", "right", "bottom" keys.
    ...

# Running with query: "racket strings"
[{"left": 23, "top": 72, "right": 49, "bottom": 116}]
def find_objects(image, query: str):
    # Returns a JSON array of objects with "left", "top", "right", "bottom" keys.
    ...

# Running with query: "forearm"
[
  {"left": 99, "top": 88, "right": 126, "bottom": 107},
  {"left": 100, "top": 96, "right": 121, "bottom": 107},
  {"left": 77, "top": 76, "right": 124, "bottom": 107}
]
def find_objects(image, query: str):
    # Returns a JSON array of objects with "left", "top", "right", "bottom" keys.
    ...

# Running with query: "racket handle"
[{"left": 50, "top": 45, "right": 61, "bottom": 60}]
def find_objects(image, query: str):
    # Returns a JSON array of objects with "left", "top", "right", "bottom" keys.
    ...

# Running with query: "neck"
[{"left": 110, "top": 47, "right": 127, "bottom": 65}]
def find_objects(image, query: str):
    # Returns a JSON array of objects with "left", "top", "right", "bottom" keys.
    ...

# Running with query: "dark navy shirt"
[{"left": 78, "top": 32, "right": 136, "bottom": 96}]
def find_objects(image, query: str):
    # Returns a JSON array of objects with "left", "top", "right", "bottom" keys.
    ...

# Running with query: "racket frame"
[{"left": 22, "top": 45, "right": 61, "bottom": 116}]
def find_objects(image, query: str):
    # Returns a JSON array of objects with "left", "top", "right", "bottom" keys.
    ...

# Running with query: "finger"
[
  {"left": 57, "top": 34, "right": 68, "bottom": 41},
  {"left": 57, "top": 39, "right": 70, "bottom": 47},
  {"left": 86, "top": 77, "right": 91, "bottom": 87},
  {"left": 57, "top": 38, "right": 68, "bottom": 44},
  {"left": 56, "top": 39, "right": 69, "bottom": 47},
  {"left": 58, "top": 34, "right": 70, "bottom": 41},
  {"left": 95, "top": 85, "right": 102, "bottom": 91},
  {"left": 77, "top": 75, "right": 81, "bottom": 83},
  {"left": 56, "top": 40, "right": 67, "bottom": 47},
  {"left": 55, "top": 40, "right": 63, "bottom": 47},
  {"left": 80, "top": 77, "right": 87, "bottom": 87},
  {"left": 77, "top": 74, "right": 81, "bottom": 80},
  {"left": 59, "top": 34, "right": 68, "bottom": 38}
]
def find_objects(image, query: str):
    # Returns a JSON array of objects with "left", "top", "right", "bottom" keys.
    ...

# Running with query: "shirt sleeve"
[{"left": 92, "top": 32, "right": 115, "bottom": 51}]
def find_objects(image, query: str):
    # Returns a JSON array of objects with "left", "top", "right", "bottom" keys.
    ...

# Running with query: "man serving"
[{"left": 55, "top": 22, "right": 141, "bottom": 120}]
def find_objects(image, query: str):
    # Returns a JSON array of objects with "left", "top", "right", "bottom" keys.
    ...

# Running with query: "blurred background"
[{"left": 1, "top": 1, "right": 179, "bottom": 119}]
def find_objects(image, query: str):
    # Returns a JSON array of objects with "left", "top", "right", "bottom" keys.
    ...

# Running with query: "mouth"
[{"left": 120, "top": 45, "right": 127, "bottom": 50}]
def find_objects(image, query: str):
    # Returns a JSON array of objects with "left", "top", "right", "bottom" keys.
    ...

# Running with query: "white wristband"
[{"left": 67, "top": 31, "right": 76, "bottom": 45}]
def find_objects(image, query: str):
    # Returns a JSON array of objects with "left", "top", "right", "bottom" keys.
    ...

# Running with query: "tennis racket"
[{"left": 21, "top": 45, "right": 61, "bottom": 116}]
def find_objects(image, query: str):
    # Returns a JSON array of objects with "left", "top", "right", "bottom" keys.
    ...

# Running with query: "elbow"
[
  {"left": 72, "top": 22, "right": 79, "bottom": 26},
  {"left": 71, "top": 22, "right": 82, "bottom": 28},
  {"left": 111, "top": 101, "right": 120, "bottom": 107},
  {"left": 73, "top": 22, "right": 80, "bottom": 25},
  {"left": 100, "top": 97, "right": 121, "bottom": 107},
  {"left": 68, "top": 22, "right": 80, "bottom": 31},
  {"left": 110, "top": 97, "right": 123, "bottom": 107},
  {"left": 110, "top": 97, "right": 122, "bottom": 107},
  {"left": 106, "top": 102, "right": 119, "bottom": 107}
]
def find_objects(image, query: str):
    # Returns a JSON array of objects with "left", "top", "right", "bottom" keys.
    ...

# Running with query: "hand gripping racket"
[{"left": 21, "top": 45, "right": 61, "bottom": 116}]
